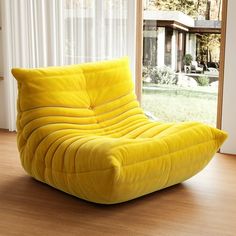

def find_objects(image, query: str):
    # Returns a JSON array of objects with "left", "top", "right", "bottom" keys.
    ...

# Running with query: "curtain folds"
[{"left": 1, "top": 0, "right": 135, "bottom": 131}]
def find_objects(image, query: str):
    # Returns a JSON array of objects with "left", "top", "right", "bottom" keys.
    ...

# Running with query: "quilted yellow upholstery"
[{"left": 12, "top": 58, "right": 227, "bottom": 204}]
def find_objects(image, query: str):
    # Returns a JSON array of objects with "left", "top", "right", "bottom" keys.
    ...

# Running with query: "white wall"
[
  {"left": 0, "top": 0, "right": 7, "bottom": 129},
  {"left": 185, "top": 33, "right": 196, "bottom": 61},
  {"left": 0, "top": 10, "right": 2, "bottom": 76},
  {"left": 0, "top": 30, "right": 3, "bottom": 74},
  {"left": 0, "top": 0, "right": 2, "bottom": 77},
  {"left": 171, "top": 30, "right": 177, "bottom": 71},
  {"left": 221, "top": 0, "right": 236, "bottom": 154}
]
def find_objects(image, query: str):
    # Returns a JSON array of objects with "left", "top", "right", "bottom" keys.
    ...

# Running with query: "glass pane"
[{"left": 142, "top": 1, "right": 222, "bottom": 127}]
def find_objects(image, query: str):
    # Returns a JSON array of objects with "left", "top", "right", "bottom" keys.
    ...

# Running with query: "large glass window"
[
  {"left": 142, "top": 0, "right": 223, "bottom": 127},
  {"left": 164, "top": 28, "right": 172, "bottom": 67}
]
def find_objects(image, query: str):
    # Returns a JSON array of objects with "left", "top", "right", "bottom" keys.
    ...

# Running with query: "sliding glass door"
[{"left": 141, "top": 0, "right": 224, "bottom": 127}]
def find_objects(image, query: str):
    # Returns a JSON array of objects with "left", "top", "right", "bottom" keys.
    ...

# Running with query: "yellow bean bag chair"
[{"left": 12, "top": 58, "right": 227, "bottom": 204}]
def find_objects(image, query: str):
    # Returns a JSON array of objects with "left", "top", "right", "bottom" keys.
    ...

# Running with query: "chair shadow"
[
  {"left": 0, "top": 174, "right": 200, "bottom": 232},
  {"left": 0, "top": 175, "right": 195, "bottom": 212}
]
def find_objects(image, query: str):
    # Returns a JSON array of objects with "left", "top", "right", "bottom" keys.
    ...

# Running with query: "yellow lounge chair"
[{"left": 12, "top": 58, "right": 227, "bottom": 204}]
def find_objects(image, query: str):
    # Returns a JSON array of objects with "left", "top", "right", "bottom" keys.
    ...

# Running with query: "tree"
[
  {"left": 148, "top": 0, "right": 197, "bottom": 16},
  {"left": 198, "top": 34, "right": 221, "bottom": 63},
  {"left": 146, "top": 0, "right": 221, "bottom": 20}
]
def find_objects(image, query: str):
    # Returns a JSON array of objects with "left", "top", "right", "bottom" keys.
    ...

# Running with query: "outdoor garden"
[
  {"left": 142, "top": 0, "right": 222, "bottom": 127},
  {"left": 142, "top": 67, "right": 218, "bottom": 126}
]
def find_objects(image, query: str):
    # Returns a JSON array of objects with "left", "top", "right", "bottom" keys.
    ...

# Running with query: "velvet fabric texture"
[{"left": 12, "top": 58, "right": 227, "bottom": 204}]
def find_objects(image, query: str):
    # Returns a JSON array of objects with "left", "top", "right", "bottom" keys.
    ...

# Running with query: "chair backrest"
[
  {"left": 12, "top": 58, "right": 140, "bottom": 144},
  {"left": 12, "top": 57, "right": 133, "bottom": 112}
]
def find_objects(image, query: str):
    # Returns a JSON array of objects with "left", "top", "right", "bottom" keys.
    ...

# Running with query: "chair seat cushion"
[{"left": 12, "top": 58, "right": 227, "bottom": 204}]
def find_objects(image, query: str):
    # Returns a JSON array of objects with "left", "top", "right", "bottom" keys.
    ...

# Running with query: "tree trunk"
[
  {"left": 218, "top": 0, "right": 222, "bottom": 20},
  {"left": 209, "top": 49, "right": 212, "bottom": 62},
  {"left": 205, "top": 0, "right": 211, "bottom": 20},
  {"left": 197, "top": 0, "right": 200, "bottom": 9}
]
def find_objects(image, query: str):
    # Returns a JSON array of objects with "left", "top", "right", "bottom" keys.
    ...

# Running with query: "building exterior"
[{"left": 143, "top": 10, "right": 221, "bottom": 72}]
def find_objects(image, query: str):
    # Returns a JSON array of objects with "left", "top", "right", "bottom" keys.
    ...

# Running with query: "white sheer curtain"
[{"left": 1, "top": 0, "right": 136, "bottom": 131}]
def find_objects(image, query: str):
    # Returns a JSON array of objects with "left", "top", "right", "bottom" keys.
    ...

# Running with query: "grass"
[{"left": 142, "top": 85, "right": 218, "bottom": 127}]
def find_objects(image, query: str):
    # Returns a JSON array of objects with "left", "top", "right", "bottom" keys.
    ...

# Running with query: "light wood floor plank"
[{"left": 0, "top": 131, "right": 236, "bottom": 236}]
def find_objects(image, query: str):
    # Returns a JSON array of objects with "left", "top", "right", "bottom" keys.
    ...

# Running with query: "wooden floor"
[{"left": 0, "top": 131, "right": 236, "bottom": 236}]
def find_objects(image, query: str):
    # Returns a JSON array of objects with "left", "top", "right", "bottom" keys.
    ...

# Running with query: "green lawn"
[{"left": 141, "top": 85, "right": 218, "bottom": 127}]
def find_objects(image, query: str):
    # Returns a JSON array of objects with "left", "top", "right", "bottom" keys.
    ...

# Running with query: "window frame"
[{"left": 135, "top": 0, "right": 228, "bottom": 131}]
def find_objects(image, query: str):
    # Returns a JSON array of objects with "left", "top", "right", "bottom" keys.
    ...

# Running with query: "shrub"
[
  {"left": 149, "top": 66, "right": 177, "bottom": 85},
  {"left": 183, "top": 54, "right": 193, "bottom": 66},
  {"left": 197, "top": 75, "right": 209, "bottom": 86},
  {"left": 142, "top": 66, "right": 150, "bottom": 79}
]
